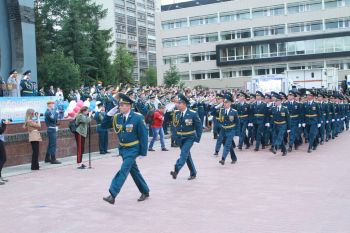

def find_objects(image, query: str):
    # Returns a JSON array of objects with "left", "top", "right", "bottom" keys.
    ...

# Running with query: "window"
[
  {"left": 161, "top": 18, "right": 187, "bottom": 30},
  {"left": 252, "top": 5, "right": 284, "bottom": 18},
  {"left": 288, "top": 20, "right": 322, "bottom": 33},
  {"left": 324, "top": 0, "right": 346, "bottom": 8},
  {"left": 190, "top": 14, "right": 218, "bottom": 26},
  {"left": 190, "top": 33, "right": 218, "bottom": 44},
  {"left": 220, "top": 9, "right": 250, "bottom": 22},
  {"left": 325, "top": 17, "right": 350, "bottom": 30},
  {"left": 191, "top": 52, "right": 216, "bottom": 62},
  {"left": 162, "top": 37, "right": 188, "bottom": 48},
  {"left": 287, "top": 0, "right": 322, "bottom": 14},
  {"left": 254, "top": 25, "right": 285, "bottom": 37}
]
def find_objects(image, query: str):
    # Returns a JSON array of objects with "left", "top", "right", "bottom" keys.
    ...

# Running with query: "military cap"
[
  {"left": 279, "top": 92, "right": 287, "bottom": 99},
  {"left": 9, "top": 69, "right": 17, "bottom": 75},
  {"left": 288, "top": 91, "right": 297, "bottom": 97},
  {"left": 275, "top": 94, "right": 282, "bottom": 101},
  {"left": 250, "top": 93, "right": 256, "bottom": 98},
  {"left": 118, "top": 93, "right": 134, "bottom": 105},
  {"left": 255, "top": 91, "right": 264, "bottom": 97},
  {"left": 178, "top": 93, "right": 190, "bottom": 105},
  {"left": 265, "top": 93, "right": 271, "bottom": 99},
  {"left": 224, "top": 94, "right": 233, "bottom": 102},
  {"left": 305, "top": 90, "right": 316, "bottom": 96},
  {"left": 23, "top": 70, "right": 31, "bottom": 76},
  {"left": 149, "top": 95, "right": 155, "bottom": 99},
  {"left": 237, "top": 92, "right": 248, "bottom": 99},
  {"left": 216, "top": 93, "right": 224, "bottom": 99}
]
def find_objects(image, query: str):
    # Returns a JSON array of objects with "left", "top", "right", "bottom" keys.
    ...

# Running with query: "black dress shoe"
[
  {"left": 320, "top": 141, "right": 324, "bottom": 145},
  {"left": 105, "top": 151, "right": 111, "bottom": 154},
  {"left": 137, "top": 193, "right": 149, "bottom": 202},
  {"left": 295, "top": 144, "right": 299, "bottom": 150},
  {"left": 238, "top": 146, "right": 242, "bottom": 150},
  {"left": 51, "top": 160, "right": 61, "bottom": 164},
  {"left": 288, "top": 146, "right": 292, "bottom": 152},
  {"left": 254, "top": 148, "right": 259, "bottom": 152},
  {"left": 44, "top": 159, "right": 51, "bottom": 163},
  {"left": 170, "top": 171, "right": 178, "bottom": 179},
  {"left": 213, "top": 152, "right": 218, "bottom": 156},
  {"left": 271, "top": 147, "right": 277, "bottom": 154},
  {"left": 231, "top": 160, "right": 237, "bottom": 164},
  {"left": 100, "top": 152, "right": 106, "bottom": 154},
  {"left": 103, "top": 195, "right": 115, "bottom": 205},
  {"left": 187, "top": 175, "right": 196, "bottom": 180},
  {"left": 282, "top": 151, "right": 287, "bottom": 156},
  {"left": 77, "top": 164, "right": 86, "bottom": 169},
  {"left": 31, "top": 167, "right": 40, "bottom": 170},
  {"left": 219, "top": 160, "right": 225, "bottom": 165},
  {"left": 245, "top": 145, "right": 250, "bottom": 149},
  {"left": 162, "top": 148, "right": 169, "bottom": 151},
  {"left": 0, "top": 181, "right": 4, "bottom": 185},
  {"left": 148, "top": 148, "right": 155, "bottom": 152},
  {"left": 262, "top": 145, "right": 266, "bottom": 149},
  {"left": 307, "top": 148, "right": 312, "bottom": 153}
]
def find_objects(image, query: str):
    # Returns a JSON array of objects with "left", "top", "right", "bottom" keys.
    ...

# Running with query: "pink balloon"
[
  {"left": 68, "top": 112, "right": 76, "bottom": 118},
  {"left": 73, "top": 107, "right": 80, "bottom": 113},
  {"left": 77, "top": 100, "right": 84, "bottom": 107}
]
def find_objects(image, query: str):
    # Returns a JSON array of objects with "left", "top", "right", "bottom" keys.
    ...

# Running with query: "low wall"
[{"left": 3, "top": 120, "right": 118, "bottom": 167}]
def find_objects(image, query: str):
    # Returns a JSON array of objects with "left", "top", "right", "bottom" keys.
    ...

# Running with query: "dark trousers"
[
  {"left": 163, "top": 112, "right": 171, "bottom": 134},
  {"left": 31, "top": 141, "right": 40, "bottom": 170},
  {"left": 46, "top": 128, "right": 57, "bottom": 161},
  {"left": 98, "top": 130, "right": 108, "bottom": 153},
  {"left": 75, "top": 133, "right": 86, "bottom": 164},
  {"left": 0, "top": 141, "right": 7, "bottom": 177}
]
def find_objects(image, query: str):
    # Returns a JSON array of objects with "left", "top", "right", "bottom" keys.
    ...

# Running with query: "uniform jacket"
[{"left": 173, "top": 109, "right": 203, "bottom": 143}]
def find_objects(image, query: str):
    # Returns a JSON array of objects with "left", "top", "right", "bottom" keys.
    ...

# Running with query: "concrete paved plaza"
[{"left": 1, "top": 132, "right": 350, "bottom": 233}]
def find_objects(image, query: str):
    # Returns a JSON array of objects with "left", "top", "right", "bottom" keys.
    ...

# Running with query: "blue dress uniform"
[
  {"left": 271, "top": 100, "right": 291, "bottom": 156},
  {"left": 104, "top": 94, "right": 150, "bottom": 204},
  {"left": 234, "top": 93, "right": 251, "bottom": 149},
  {"left": 285, "top": 92, "right": 302, "bottom": 151},
  {"left": 303, "top": 91, "right": 321, "bottom": 153},
  {"left": 218, "top": 105, "right": 239, "bottom": 165},
  {"left": 94, "top": 111, "right": 109, "bottom": 154},
  {"left": 345, "top": 99, "right": 350, "bottom": 130},
  {"left": 197, "top": 100, "right": 206, "bottom": 127},
  {"left": 250, "top": 91, "right": 268, "bottom": 151},
  {"left": 171, "top": 94, "right": 202, "bottom": 180},
  {"left": 211, "top": 94, "right": 224, "bottom": 139},
  {"left": 318, "top": 95, "right": 329, "bottom": 144},
  {"left": 44, "top": 104, "right": 61, "bottom": 164}
]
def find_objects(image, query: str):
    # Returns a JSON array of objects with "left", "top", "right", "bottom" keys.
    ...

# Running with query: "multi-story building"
[
  {"left": 156, "top": 0, "right": 350, "bottom": 89},
  {"left": 95, "top": 0, "right": 157, "bottom": 81}
]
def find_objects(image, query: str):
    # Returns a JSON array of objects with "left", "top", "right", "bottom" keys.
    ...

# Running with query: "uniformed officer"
[
  {"left": 103, "top": 93, "right": 150, "bottom": 204},
  {"left": 271, "top": 94, "right": 290, "bottom": 156},
  {"left": 218, "top": 94, "right": 239, "bottom": 165},
  {"left": 170, "top": 94, "right": 202, "bottom": 180},
  {"left": 44, "top": 101, "right": 62, "bottom": 164},
  {"left": 20, "top": 70, "right": 34, "bottom": 96},
  {"left": 211, "top": 94, "right": 224, "bottom": 139},
  {"left": 317, "top": 93, "right": 328, "bottom": 145},
  {"left": 234, "top": 92, "right": 250, "bottom": 149},
  {"left": 302, "top": 90, "right": 321, "bottom": 153},
  {"left": 250, "top": 91, "right": 269, "bottom": 151},
  {"left": 286, "top": 91, "right": 302, "bottom": 152},
  {"left": 94, "top": 102, "right": 109, "bottom": 154}
]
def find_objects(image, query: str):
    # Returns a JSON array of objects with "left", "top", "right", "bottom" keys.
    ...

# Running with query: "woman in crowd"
[
  {"left": 24, "top": 109, "right": 42, "bottom": 170},
  {"left": 0, "top": 119, "right": 11, "bottom": 184},
  {"left": 75, "top": 106, "right": 92, "bottom": 169}
]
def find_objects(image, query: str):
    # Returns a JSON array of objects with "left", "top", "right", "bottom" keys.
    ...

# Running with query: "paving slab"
[{"left": 1, "top": 131, "right": 350, "bottom": 233}]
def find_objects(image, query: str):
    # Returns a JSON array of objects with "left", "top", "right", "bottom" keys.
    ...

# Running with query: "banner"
[{"left": 0, "top": 96, "right": 58, "bottom": 123}]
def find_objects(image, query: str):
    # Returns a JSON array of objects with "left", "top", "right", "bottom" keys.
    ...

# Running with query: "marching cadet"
[
  {"left": 234, "top": 92, "right": 250, "bottom": 149},
  {"left": 324, "top": 94, "right": 333, "bottom": 142},
  {"left": 302, "top": 90, "right": 321, "bottom": 153},
  {"left": 20, "top": 70, "right": 34, "bottom": 96},
  {"left": 286, "top": 91, "right": 302, "bottom": 152},
  {"left": 218, "top": 94, "right": 239, "bottom": 165},
  {"left": 103, "top": 93, "right": 150, "bottom": 205},
  {"left": 170, "top": 94, "right": 202, "bottom": 180},
  {"left": 271, "top": 94, "right": 290, "bottom": 156},
  {"left": 329, "top": 94, "right": 337, "bottom": 139},
  {"left": 317, "top": 93, "right": 328, "bottom": 145},
  {"left": 94, "top": 102, "right": 109, "bottom": 154},
  {"left": 247, "top": 94, "right": 256, "bottom": 146},
  {"left": 264, "top": 93, "right": 273, "bottom": 148},
  {"left": 250, "top": 91, "right": 269, "bottom": 151},
  {"left": 167, "top": 96, "right": 179, "bottom": 147},
  {"left": 345, "top": 97, "right": 350, "bottom": 131},
  {"left": 211, "top": 94, "right": 224, "bottom": 139}
]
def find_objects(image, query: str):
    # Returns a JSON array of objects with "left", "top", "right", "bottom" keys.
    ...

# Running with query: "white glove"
[
  {"left": 302, "top": 123, "right": 306, "bottom": 127},
  {"left": 326, "top": 121, "right": 329, "bottom": 124},
  {"left": 248, "top": 123, "right": 253, "bottom": 127},
  {"left": 298, "top": 123, "right": 301, "bottom": 128},
  {"left": 337, "top": 119, "right": 340, "bottom": 121},
  {"left": 265, "top": 123, "right": 270, "bottom": 127},
  {"left": 317, "top": 123, "right": 321, "bottom": 128},
  {"left": 332, "top": 119, "right": 335, "bottom": 122},
  {"left": 287, "top": 130, "right": 291, "bottom": 133},
  {"left": 341, "top": 118, "right": 345, "bottom": 120}
]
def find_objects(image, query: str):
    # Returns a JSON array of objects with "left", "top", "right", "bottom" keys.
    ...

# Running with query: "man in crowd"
[
  {"left": 7, "top": 69, "right": 20, "bottom": 97},
  {"left": 148, "top": 104, "right": 169, "bottom": 152}
]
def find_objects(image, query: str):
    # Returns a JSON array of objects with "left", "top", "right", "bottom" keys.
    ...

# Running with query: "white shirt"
[
  {"left": 224, "top": 108, "right": 230, "bottom": 115},
  {"left": 123, "top": 111, "right": 131, "bottom": 120},
  {"left": 180, "top": 108, "right": 187, "bottom": 117}
]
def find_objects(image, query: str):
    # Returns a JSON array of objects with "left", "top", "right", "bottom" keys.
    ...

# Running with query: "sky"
[{"left": 161, "top": 0, "right": 190, "bottom": 5}]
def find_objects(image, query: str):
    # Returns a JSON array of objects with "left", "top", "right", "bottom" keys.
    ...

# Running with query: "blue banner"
[{"left": 0, "top": 96, "right": 58, "bottom": 123}]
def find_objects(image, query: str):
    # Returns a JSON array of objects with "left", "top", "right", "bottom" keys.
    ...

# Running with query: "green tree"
[
  {"left": 140, "top": 66, "right": 157, "bottom": 86},
  {"left": 38, "top": 49, "right": 81, "bottom": 95},
  {"left": 164, "top": 64, "right": 180, "bottom": 87},
  {"left": 113, "top": 45, "right": 135, "bottom": 85}
]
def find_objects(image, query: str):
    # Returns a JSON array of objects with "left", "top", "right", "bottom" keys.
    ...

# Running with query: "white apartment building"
[
  {"left": 95, "top": 0, "right": 157, "bottom": 81},
  {"left": 156, "top": 0, "right": 350, "bottom": 88}
]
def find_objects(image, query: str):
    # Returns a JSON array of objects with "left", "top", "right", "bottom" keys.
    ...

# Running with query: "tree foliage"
[
  {"left": 112, "top": 45, "right": 135, "bottom": 85},
  {"left": 164, "top": 64, "right": 180, "bottom": 87},
  {"left": 140, "top": 66, "right": 157, "bottom": 86}
]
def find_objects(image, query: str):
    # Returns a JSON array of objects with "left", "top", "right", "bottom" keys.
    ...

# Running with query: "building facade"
[
  {"left": 95, "top": 0, "right": 157, "bottom": 81},
  {"left": 156, "top": 0, "right": 350, "bottom": 89},
  {"left": 0, "top": 0, "right": 37, "bottom": 82}
]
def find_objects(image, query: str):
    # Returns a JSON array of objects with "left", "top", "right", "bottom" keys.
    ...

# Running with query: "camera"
[
  {"left": 1, "top": 118, "right": 13, "bottom": 124},
  {"left": 34, "top": 112, "right": 44, "bottom": 117}
]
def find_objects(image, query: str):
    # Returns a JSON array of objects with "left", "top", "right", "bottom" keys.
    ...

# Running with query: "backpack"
[
  {"left": 69, "top": 119, "right": 79, "bottom": 133},
  {"left": 145, "top": 110, "right": 155, "bottom": 125}
]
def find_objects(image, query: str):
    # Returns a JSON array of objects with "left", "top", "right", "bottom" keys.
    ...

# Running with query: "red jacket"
[{"left": 151, "top": 110, "right": 164, "bottom": 128}]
